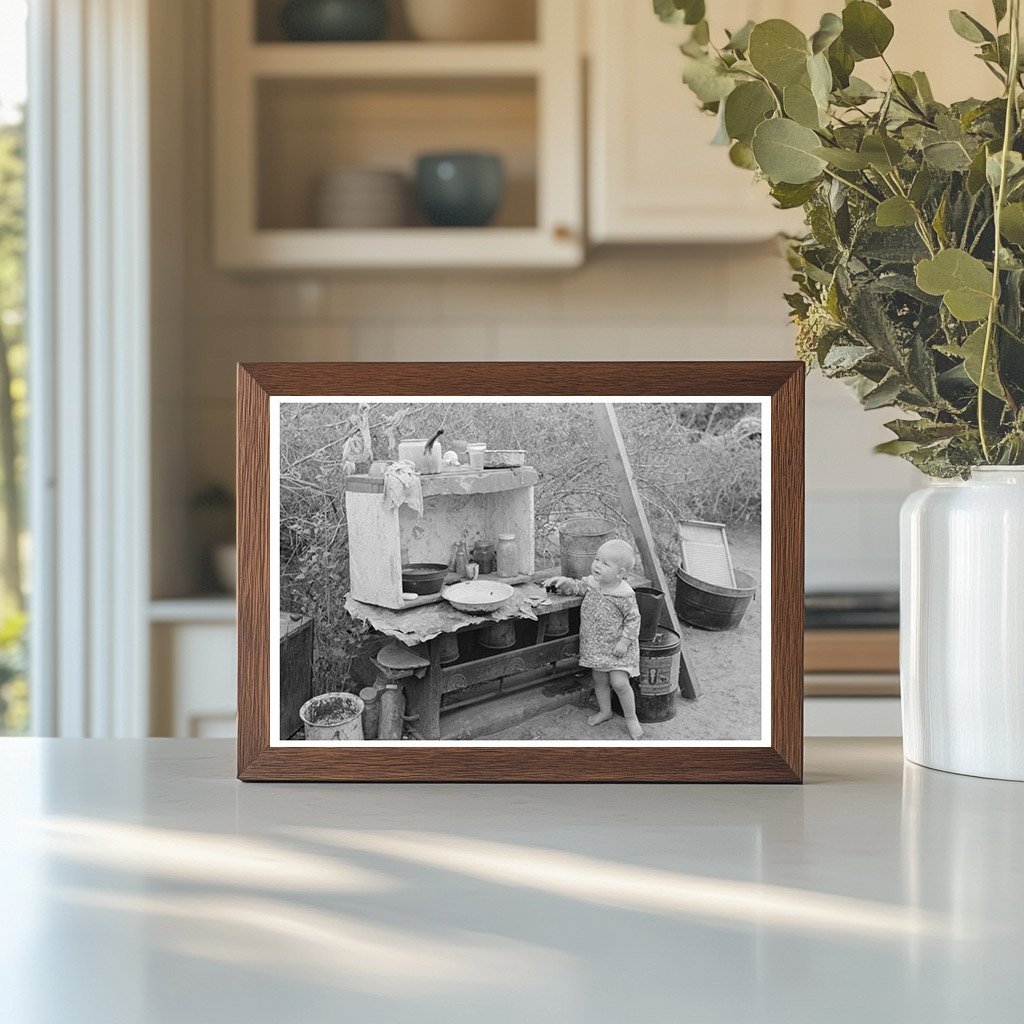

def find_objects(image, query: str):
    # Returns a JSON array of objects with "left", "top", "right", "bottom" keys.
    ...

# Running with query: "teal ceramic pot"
[
  {"left": 415, "top": 152, "right": 505, "bottom": 227},
  {"left": 281, "top": 0, "right": 388, "bottom": 41}
]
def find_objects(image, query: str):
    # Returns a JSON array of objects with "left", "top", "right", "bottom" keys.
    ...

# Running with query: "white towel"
[{"left": 382, "top": 459, "right": 423, "bottom": 516}]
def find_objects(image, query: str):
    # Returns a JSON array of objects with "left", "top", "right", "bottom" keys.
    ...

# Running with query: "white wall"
[{"left": 154, "top": 0, "right": 920, "bottom": 598}]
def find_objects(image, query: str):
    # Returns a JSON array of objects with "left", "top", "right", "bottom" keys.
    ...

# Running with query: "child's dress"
[{"left": 564, "top": 577, "right": 641, "bottom": 676}]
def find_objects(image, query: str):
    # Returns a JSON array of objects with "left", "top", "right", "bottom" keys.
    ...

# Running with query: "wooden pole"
[{"left": 593, "top": 403, "right": 700, "bottom": 700}]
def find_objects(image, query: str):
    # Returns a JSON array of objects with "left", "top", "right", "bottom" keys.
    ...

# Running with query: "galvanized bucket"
[
  {"left": 558, "top": 517, "right": 617, "bottom": 578},
  {"left": 299, "top": 692, "right": 365, "bottom": 741}
]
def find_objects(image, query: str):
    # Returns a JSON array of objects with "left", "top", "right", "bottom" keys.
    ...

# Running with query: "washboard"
[{"left": 677, "top": 520, "right": 737, "bottom": 588}]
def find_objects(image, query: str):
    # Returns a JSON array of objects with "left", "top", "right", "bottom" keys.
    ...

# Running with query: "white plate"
[{"left": 441, "top": 580, "right": 515, "bottom": 613}]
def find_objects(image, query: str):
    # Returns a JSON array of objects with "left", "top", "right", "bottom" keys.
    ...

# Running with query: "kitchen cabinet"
[
  {"left": 211, "top": 0, "right": 583, "bottom": 269},
  {"left": 150, "top": 601, "right": 237, "bottom": 738},
  {"left": 587, "top": 0, "right": 811, "bottom": 243},
  {"left": 586, "top": 0, "right": 998, "bottom": 244}
]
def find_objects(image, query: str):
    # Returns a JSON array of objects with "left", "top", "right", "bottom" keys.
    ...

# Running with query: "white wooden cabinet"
[
  {"left": 587, "top": 0, "right": 812, "bottom": 243},
  {"left": 586, "top": 0, "right": 997, "bottom": 244},
  {"left": 150, "top": 601, "right": 237, "bottom": 738},
  {"left": 212, "top": 0, "right": 583, "bottom": 269}
]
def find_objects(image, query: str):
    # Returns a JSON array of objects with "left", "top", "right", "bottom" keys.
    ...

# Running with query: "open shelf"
[
  {"left": 256, "top": 76, "right": 538, "bottom": 232},
  {"left": 249, "top": 42, "right": 544, "bottom": 77},
  {"left": 254, "top": 0, "right": 538, "bottom": 44},
  {"left": 213, "top": 0, "right": 582, "bottom": 268}
]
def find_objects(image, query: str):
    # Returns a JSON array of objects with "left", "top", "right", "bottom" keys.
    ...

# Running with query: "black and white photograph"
[{"left": 270, "top": 396, "right": 770, "bottom": 745}]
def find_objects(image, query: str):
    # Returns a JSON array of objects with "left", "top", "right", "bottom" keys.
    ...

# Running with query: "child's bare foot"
[
  {"left": 588, "top": 710, "right": 613, "bottom": 726},
  {"left": 625, "top": 717, "right": 644, "bottom": 740}
]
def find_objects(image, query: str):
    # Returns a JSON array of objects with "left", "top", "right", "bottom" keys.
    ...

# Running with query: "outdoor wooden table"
[
  {"left": 346, "top": 568, "right": 658, "bottom": 740},
  {"left": 346, "top": 573, "right": 600, "bottom": 739}
]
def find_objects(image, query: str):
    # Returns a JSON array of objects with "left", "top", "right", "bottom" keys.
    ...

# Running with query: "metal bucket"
[
  {"left": 558, "top": 517, "right": 617, "bottom": 578},
  {"left": 299, "top": 692, "right": 365, "bottom": 741},
  {"left": 545, "top": 608, "right": 571, "bottom": 637},
  {"left": 674, "top": 567, "right": 757, "bottom": 631},
  {"left": 439, "top": 632, "right": 461, "bottom": 665},
  {"left": 635, "top": 627, "right": 681, "bottom": 722},
  {"left": 479, "top": 619, "right": 516, "bottom": 650}
]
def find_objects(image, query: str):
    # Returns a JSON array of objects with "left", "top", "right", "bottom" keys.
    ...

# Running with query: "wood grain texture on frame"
[{"left": 237, "top": 362, "right": 804, "bottom": 783}]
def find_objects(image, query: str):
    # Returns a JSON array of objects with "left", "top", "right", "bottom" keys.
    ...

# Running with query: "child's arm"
[
  {"left": 542, "top": 575, "right": 592, "bottom": 597},
  {"left": 612, "top": 598, "right": 642, "bottom": 656}
]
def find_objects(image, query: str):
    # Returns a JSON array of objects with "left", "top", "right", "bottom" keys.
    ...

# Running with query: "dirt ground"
[{"left": 486, "top": 527, "right": 764, "bottom": 742}]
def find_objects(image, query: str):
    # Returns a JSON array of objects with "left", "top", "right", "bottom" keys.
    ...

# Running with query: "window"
[{"left": 0, "top": 0, "right": 28, "bottom": 734}]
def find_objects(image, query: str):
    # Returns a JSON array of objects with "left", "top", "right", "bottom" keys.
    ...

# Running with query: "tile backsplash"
[{"left": 179, "top": 246, "right": 916, "bottom": 593}]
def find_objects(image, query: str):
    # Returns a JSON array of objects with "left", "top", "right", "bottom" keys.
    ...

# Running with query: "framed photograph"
[{"left": 237, "top": 362, "right": 803, "bottom": 782}]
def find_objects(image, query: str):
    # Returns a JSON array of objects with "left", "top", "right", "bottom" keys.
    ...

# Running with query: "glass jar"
[
  {"left": 468, "top": 443, "right": 487, "bottom": 470},
  {"left": 471, "top": 541, "right": 495, "bottom": 575},
  {"left": 496, "top": 533, "right": 518, "bottom": 578}
]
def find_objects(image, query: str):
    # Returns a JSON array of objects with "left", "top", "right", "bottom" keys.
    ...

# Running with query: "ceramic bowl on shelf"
[
  {"left": 281, "top": 0, "right": 389, "bottom": 41},
  {"left": 403, "top": 0, "right": 534, "bottom": 42},
  {"left": 315, "top": 167, "right": 407, "bottom": 228},
  {"left": 415, "top": 152, "right": 504, "bottom": 227},
  {"left": 401, "top": 562, "right": 450, "bottom": 596},
  {"left": 441, "top": 580, "right": 514, "bottom": 613}
]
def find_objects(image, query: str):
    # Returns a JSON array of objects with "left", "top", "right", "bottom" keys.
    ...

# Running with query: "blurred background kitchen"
[{"left": 0, "top": 0, "right": 996, "bottom": 740}]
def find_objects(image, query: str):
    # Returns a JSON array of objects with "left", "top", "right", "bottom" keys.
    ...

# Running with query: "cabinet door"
[
  {"left": 587, "top": 0, "right": 809, "bottom": 242},
  {"left": 588, "top": 0, "right": 994, "bottom": 244}
]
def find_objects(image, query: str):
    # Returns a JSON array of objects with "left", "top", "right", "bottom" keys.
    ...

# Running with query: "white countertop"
[{"left": 1, "top": 738, "right": 1021, "bottom": 1023}]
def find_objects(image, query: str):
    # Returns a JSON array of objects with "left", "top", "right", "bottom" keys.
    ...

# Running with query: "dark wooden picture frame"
[{"left": 237, "top": 362, "right": 804, "bottom": 782}]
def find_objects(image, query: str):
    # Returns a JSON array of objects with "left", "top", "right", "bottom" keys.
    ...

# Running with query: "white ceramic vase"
[{"left": 900, "top": 467, "right": 1024, "bottom": 780}]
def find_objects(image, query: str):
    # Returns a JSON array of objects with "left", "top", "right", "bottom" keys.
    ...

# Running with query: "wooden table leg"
[{"left": 405, "top": 636, "right": 444, "bottom": 740}]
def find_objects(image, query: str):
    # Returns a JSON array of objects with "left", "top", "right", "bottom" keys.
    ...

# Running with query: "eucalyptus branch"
[
  {"left": 822, "top": 167, "right": 880, "bottom": 205},
  {"left": 979, "top": 0, "right": 1021, "bottom": 461}
]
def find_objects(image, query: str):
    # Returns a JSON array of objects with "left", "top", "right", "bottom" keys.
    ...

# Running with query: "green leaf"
[
  {"left": 724, "top": 20, "right": 755, "bottom": 53},
  {"left": 770, "top": 180, "right": 820, "bottom": 209},
  {"left": 748, "top": 20, "right": 809, "bottom": 86},
  {"left": 723, "top": 81, "right": 775, "bottom": 144},
  {"left": 875, "top": 439, "right": 922, "bottom": 455},
  {"left": 682, "top": 57, "right": 736, "bottom": 104},
  {"left": 860, "top": 133, "right": 904, "bottom": 173},
  {"left": 691, "top": 19, "right": 710, "bottom": 45},
  {"left": 784, "top": 80, "right": 824, "bottom": 129},
  {"left": 729, "top": 140, "right": 757, "bottom": 170},
  {"left": 827, "top": 35, "right": 856, "bottom": 88},
  {"left": 913, "top": 71, "right": 935, "bottom": 104},
  {"left": 939, "top": 325, "right": 1006, "bottom": 398},
  {"left": 653, "top": 0, "right": 705, "bottom": 26},
  {"left": 837, "top": 76, "right": 879, "bottom": 104},
  {"left": 967, "top": 144, "right": 991, "bottom": 194},
  {"left": 948, "top": 10, "right": 994, "bottom": 44},
  {"left": 885, "top": 418, "right": 963, "bottom": 443},
  {"left": 810, "top": 12, "right": 843, "bottom": 54},
  {"left": 1000, "top": 203, "right": 1024, "bottom": 244},
  {"left": 986, "top": 150, "right": 1024, "bottom": 191},
  {"left": 909, "top": 164, "right": 933, "bottom": 205},
  {"left": 842, "top": 1, "right": 895, "bottom": 59},
  {"left": 814, "top": 146, "right": 872, "bottom": 170},
  {"left": 876, "top": 197, "right": 918, "bottom": 228},
  {"left": 923, "top": 140, "right": 973, "bottom": 171},
  {"left": 808, "top": 51, "right": 833, "bottom": 109},
  {"left": 751, "top": 118, "right": 828, "bottom": 184},
  {"left": 993, "top": 0, "right": 1008, "bottom": 24},
  {"left": 862, "top": 374, "right": 903, "bottom": 409},
  {"left": 915, "top": 249, "right": 994, "bottom": 321}
]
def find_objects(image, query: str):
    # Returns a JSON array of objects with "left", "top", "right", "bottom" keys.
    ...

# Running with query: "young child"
[{"left": 544, "top": 539, "right": 644, "bottom": 740}]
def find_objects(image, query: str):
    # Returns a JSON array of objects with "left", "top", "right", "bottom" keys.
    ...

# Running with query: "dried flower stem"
[{"left": 979, "top": 0, "right": 1021, "bottom": 461}]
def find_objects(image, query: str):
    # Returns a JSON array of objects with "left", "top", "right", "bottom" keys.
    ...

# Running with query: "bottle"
[
  {"left": 454, "top": 541, "right": 470, "bottom": 578},
  {"left": 496, "top": 533, "right": 518, "bottom": 578},
  {"left": 472, "top": 540, "right": 496, "bottom": 575}
]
